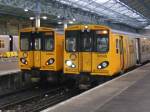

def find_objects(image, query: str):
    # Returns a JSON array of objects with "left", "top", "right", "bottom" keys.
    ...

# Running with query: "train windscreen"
[
  {"left": 65, "top": 30, "right": 79, "bottom": 52},
  {"left": 95, "top": 30, "right": 109, "bottom": 52},
  {"left": 43, "top": 32, "right": 54, "bottom": 51},
  {"left": 80, "top": 31, "right": 93, "bottom": 52},
  {"left": 20, "top": 32, "right": 54, "bottom": 51},
  {"left": 65, "top": 29, "right": 109, "bottom": 52},
  {"left": 20, "top": 32, "right": 30, "bottom": 51}
]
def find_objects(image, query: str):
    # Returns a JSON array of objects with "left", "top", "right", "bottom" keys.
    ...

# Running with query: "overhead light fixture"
[
  {"left": 58, "top": 21, "right": 62, "bottom": 24},
  {"left": 57, "top": 15, "right": 61, "bottom": 18},
  {"left": 90, "top": 10, "right": 94, "bottom": 13},
  {"left": 73, "top": 18, "right": 76, "bottom": 21},
  {"left": 42, "top": 16, "right": 48, "bottom": 20},
  {"left": 69, "top": 21, "right": 73, "bottom": 24},
  {"left": 29, "top": 17, "right": 34, "bottom": 20},
  {"left": 24, "top": 8, "right": 29, "bottom": 12},
  {"left": 144, "top": 25, "right": 150, "bottom": 29}
]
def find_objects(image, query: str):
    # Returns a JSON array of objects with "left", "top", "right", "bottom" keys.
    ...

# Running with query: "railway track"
[
  {"left": 0, "top": 85, "right": 81, "bottom": 112},
  {"left": 0, "top": 84, "right": 38, "bottom": 99}
]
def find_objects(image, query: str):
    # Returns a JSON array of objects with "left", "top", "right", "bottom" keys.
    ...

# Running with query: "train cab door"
[
  {"left": 119, "top": 36, "right": 125, "bottom": 70},
  {"left": 32, "top": 32, "right": 42, "bottom": 68},
  {"left": 81, "top": 52, "right": 92, "bottom": 72},
  {"left": 80, "top": 31, "right": 93, "bottom": 72}
]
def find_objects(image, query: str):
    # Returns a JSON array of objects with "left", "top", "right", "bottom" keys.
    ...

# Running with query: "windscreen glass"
[
  {"left": 65, "top": 30, "right": 79, "bottom": 52},
  {"left": 95, "top": 30, "right": 109, "bottom": 52},
  {"left": 43, "top": 32, "right": 54, "bottom": 51},
  {"left": 65, "top": 29, "right": 109, "bottom": 52},
  {"left": 20, "top": 32, "right": 30, "bottom": 51},
  {"left": 34, "top": 38, "right": 41, "bottom": 50},
  {"left": 80, "top": 31, "right": 93, "bottom": 52}
]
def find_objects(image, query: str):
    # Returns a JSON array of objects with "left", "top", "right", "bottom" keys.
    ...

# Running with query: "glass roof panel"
[{"left": 56, "top": 0, "right": 149, "bottom": 28}]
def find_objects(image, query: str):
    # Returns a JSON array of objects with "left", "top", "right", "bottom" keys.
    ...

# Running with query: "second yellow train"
[{"left": 64, "top": 25, "right": 150, "bottom": 87}]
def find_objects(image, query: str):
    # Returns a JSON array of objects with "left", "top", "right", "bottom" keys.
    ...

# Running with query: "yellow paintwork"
[
  {"left": 1, "top": 51, "right": 18, "bottom": 58},
  {"left": 19, "top": 27, "right": 64, "bottom": 72},
  {"left": 64, "top": 25, "right": 138, "bottom": 76}
]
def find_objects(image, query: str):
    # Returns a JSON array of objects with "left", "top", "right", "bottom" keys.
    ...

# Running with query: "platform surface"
[
  {"left": 43, "top": 63, "right": 150, "bottom": 112},
  {"left": 0, "top": 61, "right": 20, "bottom": 76}
]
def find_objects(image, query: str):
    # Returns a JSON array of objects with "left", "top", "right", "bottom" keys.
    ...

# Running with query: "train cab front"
[
  {"left": 19, "top": 27, "right": 56, "bottom": 82},
  {"left": 64, "top": 25, "right": 110, "bottom": 87}
]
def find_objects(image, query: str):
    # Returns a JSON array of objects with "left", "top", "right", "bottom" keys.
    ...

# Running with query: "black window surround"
[
  {"left": 65, "top": 30, "right": 109, "bottom": 53},
  {"left": 20, "top": 31, "right": 55, "bottom": 51}
]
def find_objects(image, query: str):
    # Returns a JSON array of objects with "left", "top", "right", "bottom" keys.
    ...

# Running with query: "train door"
[
  {"left": 80, "top": 31, "right": 93, "bottom": 72},
  {"left": 40, "top": 31, "right": 55, "bottom": 70},
  {"left": 119, "top": 36, "right": 125, "bottom": 70},
  {"left": 32, "top": 32, "right": 42, "bottom": 68},
  {"left": 135, "top": 38, "right": 141, "bottom": 64},
  {"left": 20, "top": 32, "right": 33, "bottom": 68}
]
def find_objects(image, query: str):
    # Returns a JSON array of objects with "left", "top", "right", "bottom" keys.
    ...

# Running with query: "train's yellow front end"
[
  {"left": 64, "top": 25, "right": 112, "bottom": 77},
  {"left": 19, "top": 27, "right": 64, "bottom": 82}
]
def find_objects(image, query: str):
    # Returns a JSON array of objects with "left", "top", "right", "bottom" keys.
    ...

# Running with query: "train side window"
[{"left": 116, "top": 39, "right": 119, "bottom": 53}]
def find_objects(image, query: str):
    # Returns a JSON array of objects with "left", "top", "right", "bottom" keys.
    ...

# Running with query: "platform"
[
  {"left": 42, "top": 63, "right": 150, "bottom": 112},
  {"left": 0, "top": 61, "right": 20, "bottom": 76}
]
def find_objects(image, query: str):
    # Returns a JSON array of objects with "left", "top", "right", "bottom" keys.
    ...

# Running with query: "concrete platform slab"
[
  {"left": 42, "top": 63, "right": 150, "bottom": 112},
  {"left": 0, "top": 61, "right": 20, "bottom": 76}
]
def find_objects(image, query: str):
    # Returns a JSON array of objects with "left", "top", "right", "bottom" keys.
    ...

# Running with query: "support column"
[
  {"left": 64, "top": 22, "right": 68, "bottom": 29},
  {"left": 35, "top": 16, "right": 41, "bottom": 28},
  {"left": 35, "top": 0, "right": 41, "bottom": 28}
]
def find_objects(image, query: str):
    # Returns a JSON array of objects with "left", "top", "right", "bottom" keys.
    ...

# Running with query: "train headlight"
[
  {"left": 20, "top": 58, "right": 27, "bottom": 64},
  {"left": 102, "top": 62, "right": 108, "bottom": 67},
  {"left": 47, "top": 58, "right": 55, "bottom": 65},
  {"left": 66, "top": 60, "right": 72, "bottom": 67},
  {"left": 98, "top": 65, "right": 102, "bottom": 69},
  {"left": 97, "top": 61, "right": 109, "bottom": 69},
  {"left": 71, "top": 64, "right": 76, "bottom": 68}
]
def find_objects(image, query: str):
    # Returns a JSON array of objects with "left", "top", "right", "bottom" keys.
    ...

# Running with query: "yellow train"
[
  {"left": 19, "top": 27, "right": 64, "bottom": 82},
  {"left": 64, "top": 25, "right": 150, "bottom": 86}
]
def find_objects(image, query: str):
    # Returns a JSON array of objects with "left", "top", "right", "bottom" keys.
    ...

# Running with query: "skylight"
[{"left": 56, "top": 0, "right": 149, "bottom": 28}]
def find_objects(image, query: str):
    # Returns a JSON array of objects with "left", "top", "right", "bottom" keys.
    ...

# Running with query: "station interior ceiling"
[{"left": 0, "top": 0, "right": 149, "bottom": 35}]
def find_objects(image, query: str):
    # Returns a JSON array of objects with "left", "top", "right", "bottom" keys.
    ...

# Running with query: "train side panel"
[
  {"left": 128, "top": 37, "right": 137, "bottom": 68},
  {"left": 139, "top": 38, "right": 150, "bottom": 63}
]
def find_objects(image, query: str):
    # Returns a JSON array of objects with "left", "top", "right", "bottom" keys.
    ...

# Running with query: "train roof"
[
  {"left": 112, "top": 29, "right": 149, "bottom": 38},
  {"left": 20, "top": 27, "right": 59, "bottom": 33}
]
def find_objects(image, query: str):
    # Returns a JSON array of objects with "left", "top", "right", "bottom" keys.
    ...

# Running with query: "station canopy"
[{"left": 55, "top": 0, "right": 150, "bottom": 28}]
